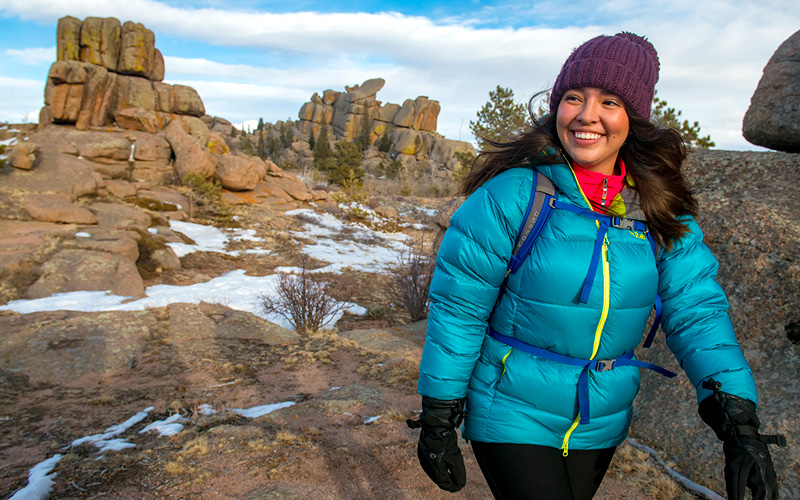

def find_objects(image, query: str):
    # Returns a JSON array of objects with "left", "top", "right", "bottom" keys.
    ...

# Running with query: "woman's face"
[{"left": 556, "top": 87, "right": 630, "bottom": 175}]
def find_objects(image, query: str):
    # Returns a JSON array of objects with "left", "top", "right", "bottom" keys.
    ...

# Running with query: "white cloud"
[
  {"left": 5, "top": 47, "right": 55, "bottom": 66},
  {"left": 0, "top": 77, "right": 44, "bottom": 123}
]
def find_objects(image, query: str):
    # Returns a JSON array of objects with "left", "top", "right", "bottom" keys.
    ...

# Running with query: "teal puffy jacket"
[{"left": 417, "top": 163, "right": 757, "bottom": 454}]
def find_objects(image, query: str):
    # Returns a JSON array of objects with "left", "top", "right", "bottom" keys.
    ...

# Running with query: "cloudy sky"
[{"left": 0, "top": 0, "right": 798, "bottom": 150}]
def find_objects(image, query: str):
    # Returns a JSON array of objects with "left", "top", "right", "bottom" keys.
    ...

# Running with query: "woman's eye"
[{"left": 604, "top": 100, "right": 620, "bottom": 106}]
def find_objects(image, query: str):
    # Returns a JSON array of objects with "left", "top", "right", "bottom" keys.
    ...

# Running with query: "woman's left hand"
[{"left": 698, "top": 382, "right": 786, "bottom": 500}]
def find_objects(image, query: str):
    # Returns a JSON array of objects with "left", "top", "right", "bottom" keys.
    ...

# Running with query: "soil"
[{"left": 0, "top": 197, "right": 691, "bottom": 500}]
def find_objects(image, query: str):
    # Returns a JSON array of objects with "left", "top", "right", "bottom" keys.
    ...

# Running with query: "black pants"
[{"left": 471, "top": 441, "right": 616, "bottom": 500}]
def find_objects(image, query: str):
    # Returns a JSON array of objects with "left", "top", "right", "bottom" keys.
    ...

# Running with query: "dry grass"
[
  {"left": 279, "top": 330, "right": 359, "bottom": 369},
  {"left": 179, "top": 437, "right": 210, "bottom": 458},
  {"left": 609, "top": 441, "right": 694, "bottom": 500},
  {"left": 273, "top": 429, "right": 318, "bottom": 449},
  {"left": 356, "top": 352, "right": 419, "bottom": 392}
]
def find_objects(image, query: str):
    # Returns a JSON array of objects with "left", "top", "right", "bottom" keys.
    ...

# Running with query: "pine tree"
[
  {"left": 378, "top": 130, "right": 392, "bottom": 153},
  {"left": 328, "top": 141, "right": 365, "bottom": 186},
  {"left": 308, "top": 128, "right": 316, "bottom": 151},
  {"left": 470, "top": 85, "right": 530, "bottom": 150},
  {"left": 313, "top": 125, "right": 331, "bottom": 163},
  {"left": 257, "top": 131, "right": 266, "bottom": 159},
  {"left": 356, "top": 113, "right": 372, "bottom": 151},
  {"left": 267, "top": 134, "right": 280, "bottom": 158},
  {"left": 280, "top": 121, "right": 294, "bottom": 149},
  {"left": 651, "top": 91, "right": 714, "bottom": 149},
  {"left": 257, "top": 117, "right": 264, "bottom": 132}
]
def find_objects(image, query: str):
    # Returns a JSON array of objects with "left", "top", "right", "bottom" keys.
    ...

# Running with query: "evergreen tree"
[
  {"left": 267, "top": 134, "right": 280, "bottom": 158},
  {"left": 308, "top": 128, "right": 316, "bottom": 151},
  {"left": 470, "top": 85, "right": 530, "bottom": 150},
  {"left": 328, "top": 141, "right": 365, "bottom": 186},
  {"left": 313, "top": 125, "right": 332, "bottom": 163},
  {"left": 257, "top": 117, "right": 264, "bottom": 132},
  {"left": 651, "top": 91, "right": 714, "bottom": 149},
  {"left": 257, "top": 131, "right": 266, "bottom": 159},
  {"left": 230, "top": 126, "right": 237, "bottom": 137},
  {"left": 356, "top": 114, "right": 372, "bottom": 151},
  {"left": 378, "top": 130, "right": 392, "bottom": 153},
  {"left": 280, "top": 121, "right": 294, "bottom": 149},
  {"left": 239, "top": 134, "right": 256, "bottom": 156}
]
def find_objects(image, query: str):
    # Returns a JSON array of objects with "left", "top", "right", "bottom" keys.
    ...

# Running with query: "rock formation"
[
  {"left": 297, "top": 78, "right": 474, "bottom": 175},
  {"left": 42, "top": 16, "right": 200, "bottom": 132},
  {"left": 743, "top": 29, "right": 800, "bottom": 153}
]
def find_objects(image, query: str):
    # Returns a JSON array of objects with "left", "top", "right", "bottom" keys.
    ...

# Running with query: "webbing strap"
[
  {"left": 643, "top": 294, "right": 663, "bottom": 348},
  {"left": 580, "top": 221, "right": 610, "bottom": 304},
  {"left": 508, "top": 173, "right": 556, "bottom": 276},
  {"left": 489, "top": 329, "right": 677, "bottom": 425},
  {"left": 551, "top": 200, "right": 649, "bottom": 233}
]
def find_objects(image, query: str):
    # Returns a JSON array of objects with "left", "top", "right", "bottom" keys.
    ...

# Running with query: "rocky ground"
[{"left": 0, "top": 195, "right": 696, "bottom": 500}]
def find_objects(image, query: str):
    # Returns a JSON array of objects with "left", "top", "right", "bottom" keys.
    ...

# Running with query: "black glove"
[
  {"left": 407, "top": 396, "right": 467, "bottom": 492},
  {"left": 699, "top": 379, "right": 786, "bottom": 500}
]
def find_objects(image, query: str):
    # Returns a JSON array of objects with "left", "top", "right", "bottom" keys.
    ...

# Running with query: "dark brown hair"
[{"left": 459, "top": 97, "right": 697, "bottom": 250}]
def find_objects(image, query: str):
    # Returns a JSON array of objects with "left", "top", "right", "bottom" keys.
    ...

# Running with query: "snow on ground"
[
  {"left": 0, "top": 206, "right": 413, "bottom": 324},
  {"left": 139, "top": 414, "right": 187, "bottom": 437},
  {"left": 71, "top": 407, "right": 154, "bottom": 453},
  {"left": 8, "top": 454, "right": 62, "bottom": 500},
  {"left": 0, "top": 270, "right": 365, "bottom": 330},
  {"left": 166, "top": 221, "right": 267, "bottom": 257},
  {"left": 10, "top": 401, "right": 298, "bottom": 500},
  {"left": 286, "top": 208, "right": 410, "bottom": 273}
]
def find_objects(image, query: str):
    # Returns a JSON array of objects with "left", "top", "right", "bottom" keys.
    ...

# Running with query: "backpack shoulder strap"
[{"left": 507, "top": 171, "right": 557, "bottom": 276}]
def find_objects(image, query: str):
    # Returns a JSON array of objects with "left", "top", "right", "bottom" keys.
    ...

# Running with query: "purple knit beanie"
[{"left": 549, "top": 32, "right": 660, "bottom": 118}]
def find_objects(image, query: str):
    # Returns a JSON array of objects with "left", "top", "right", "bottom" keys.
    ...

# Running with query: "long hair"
[{"left": 459, "top": 95, "right": 697, "bottom": 250}]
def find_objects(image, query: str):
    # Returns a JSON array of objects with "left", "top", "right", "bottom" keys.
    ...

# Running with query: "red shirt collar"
[{"left": 572, "top": 159, "right": 627, "bottom": 211}]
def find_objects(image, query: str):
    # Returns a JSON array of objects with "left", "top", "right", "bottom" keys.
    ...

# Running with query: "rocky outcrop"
[
  {"left": 298, "top": 78, "right": 441, "bottom": 142},
  {"left": 27, "top": 248, "right": 145, "bottom": 299},
  {"left": 164, "top": 120, "right": 217, "bottom": 181},
  {"left": 743, "top": 30, "right": 800, "bottom": 153},
  {"left": 23, "top": 194, "right": 98, "bottom": 224},
  {"left": 41, "top": 16, "right": 202, "bottom": 132},
  {"left": 297, "top": 78, "right": 475, "bottom": 175}
]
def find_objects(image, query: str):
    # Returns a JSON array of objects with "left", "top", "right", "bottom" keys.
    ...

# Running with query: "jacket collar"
[{"left": 534, "top": 157, "right": 647, "bottom": 222}]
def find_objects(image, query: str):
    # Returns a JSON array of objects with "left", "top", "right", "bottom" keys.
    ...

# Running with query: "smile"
[{"left": 573, "top": 131, "right": 602, "bottom": 140}]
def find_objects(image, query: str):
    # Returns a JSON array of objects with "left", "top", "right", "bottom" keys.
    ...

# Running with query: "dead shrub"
[
  {"left": 388, "top": 234, "right": 435, "bottom": 321},
  {"left": 260, "top": 260, "right": 351, "bottom": 334}
]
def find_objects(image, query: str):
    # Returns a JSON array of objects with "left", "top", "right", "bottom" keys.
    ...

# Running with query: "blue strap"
[
  {"left": 579, "top": 221, "right": 609, "bottom": 304},
  {"left": 489, "top": 329, "right": 677, "bottom": 425},
  {"left": 551, "top": 200, "right": 648, "bottom": 233},
  {"left": 643, "top": 231, "right": 662, "bottom": 348},
  {"left": 643, "top": 294, "right": 663, "bottom": 348}
]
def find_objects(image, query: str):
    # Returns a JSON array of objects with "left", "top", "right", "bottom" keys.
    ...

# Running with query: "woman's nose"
[{"left": 576, "top": 100, "right": 599, "bottom": 124}]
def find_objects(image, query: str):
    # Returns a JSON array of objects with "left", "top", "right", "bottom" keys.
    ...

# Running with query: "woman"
[{"left": 408, "top": 32, "right": 782, "bottom": 500}]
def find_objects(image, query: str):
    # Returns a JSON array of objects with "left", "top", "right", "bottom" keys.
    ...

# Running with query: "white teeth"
[{"left": 574, "top": 131, "right": 601, "bottom": 140}]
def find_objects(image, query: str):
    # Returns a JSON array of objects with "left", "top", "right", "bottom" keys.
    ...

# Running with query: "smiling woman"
[{"left": 410, "top": 31, "right": 784, "bottom": 500}]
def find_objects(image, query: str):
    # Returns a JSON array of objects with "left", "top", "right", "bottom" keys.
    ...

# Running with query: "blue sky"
[{"left": 1, "top": 0, "right": 799, "bottom": 150}]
